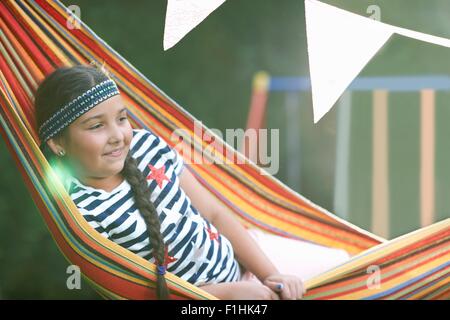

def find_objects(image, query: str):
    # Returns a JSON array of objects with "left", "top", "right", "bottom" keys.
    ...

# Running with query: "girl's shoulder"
[
  {"left": 131, "top": 127, "right": 154, "bottom": 141},
  {"left": 130, "top": 127, "right": 172, "bottom": 156},
  {"left": 130, "top": 127, "right": 184, "bottom": 175},
  {"left": 131, "top": 128, "right": 165, "bottom": 146}
]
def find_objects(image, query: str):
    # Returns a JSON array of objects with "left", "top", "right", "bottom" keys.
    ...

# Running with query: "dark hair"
[{"left": 34, "top": 64, "right": 170, "bottom": 299}]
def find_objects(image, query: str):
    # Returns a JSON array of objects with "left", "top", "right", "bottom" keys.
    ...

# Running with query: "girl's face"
[{"left": 49, "top": 95, "right": 133, "bottom": 187}]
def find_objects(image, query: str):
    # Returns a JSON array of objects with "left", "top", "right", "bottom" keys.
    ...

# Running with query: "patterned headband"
[{"left": 38, "top": 79, "right": 120, "bottom": 143}]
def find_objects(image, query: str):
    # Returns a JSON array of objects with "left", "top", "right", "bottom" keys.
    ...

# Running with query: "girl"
[{"left": 34, "top": 64, "right": 348, "bottom": 300}]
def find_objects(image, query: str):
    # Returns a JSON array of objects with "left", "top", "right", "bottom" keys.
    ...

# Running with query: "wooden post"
[
  {"left": 334, "top": 91, "right": 352, "bottom": 219},
  {"left": 243, "top": 71, "right": 270, "bottom": 165},
  {"left": 285, "top": 92, "right": 301, "bottom": 191},
  {"left": 420, "top": 90, "right": 435, "bottom": 227},
  {"left": 372, "top": 90, "right": 390, "bottom": 239}
]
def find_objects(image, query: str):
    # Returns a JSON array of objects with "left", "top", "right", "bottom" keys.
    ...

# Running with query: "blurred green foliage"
[{"left": 1, "top": 0, "right": 450, "bottom": 298}]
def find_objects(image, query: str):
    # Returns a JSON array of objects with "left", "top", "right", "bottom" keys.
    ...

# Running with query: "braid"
[{"left": 121, "top": 153, "right": 170, "bottom": 300}]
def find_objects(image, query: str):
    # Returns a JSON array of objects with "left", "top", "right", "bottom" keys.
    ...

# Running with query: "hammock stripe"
[{"left": 0, "top": 0, "right": 448, "bottom": 300}]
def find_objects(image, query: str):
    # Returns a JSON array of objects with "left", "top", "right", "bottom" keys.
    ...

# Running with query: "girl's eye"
[
  {"left": 120, "top": 116, "right": 128, "bottom": 122},
  {"left": 89, "top": 124, "right": 102, "bottom": 130}
]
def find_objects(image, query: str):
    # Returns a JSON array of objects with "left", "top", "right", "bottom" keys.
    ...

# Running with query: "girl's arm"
[
  {"left": 179, "top": 167, "right": 279, "bottom": 281},
  {"left": 199, "top": 281, "right": 280, "bottom": 300},
  {"left": 179, "top": 168, "right": 304, "bottom": 299}
]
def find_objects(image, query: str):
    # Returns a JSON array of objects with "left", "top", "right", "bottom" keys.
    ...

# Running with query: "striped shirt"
[{"left": 67, "top": 128, "right": 241, "bottom": 286}]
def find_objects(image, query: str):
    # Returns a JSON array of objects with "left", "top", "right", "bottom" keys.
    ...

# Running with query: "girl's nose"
[{"left": 108, "top": 123, "right": 124, "bottom": 144}]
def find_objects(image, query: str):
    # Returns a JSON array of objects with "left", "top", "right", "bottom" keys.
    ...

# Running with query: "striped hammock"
[{"left": 0, "top": 0, "right": 448, "bottom": 300}]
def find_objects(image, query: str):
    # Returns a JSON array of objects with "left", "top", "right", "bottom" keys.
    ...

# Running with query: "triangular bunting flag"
[
  {"left": 305, "top": 0, "right": 450, "bottom": 123},
  {"left": 305, "top": 0, "right": 393, "bottom": 123},
  {"left": 164, "top": 0, "right": 226, "bottom": 51}
]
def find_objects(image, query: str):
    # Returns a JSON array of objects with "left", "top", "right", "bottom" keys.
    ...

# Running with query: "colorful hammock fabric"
[{"left": 0, "top": 0, "right": 448, "bottom": 300}]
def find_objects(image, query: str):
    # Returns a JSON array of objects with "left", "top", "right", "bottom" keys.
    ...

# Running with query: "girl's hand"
[
  {"left": 229, "top": 281, "right": 280, "bottom": 300},
  {"left": 263, "top": 274, "right": 306, "bottom": 300}
]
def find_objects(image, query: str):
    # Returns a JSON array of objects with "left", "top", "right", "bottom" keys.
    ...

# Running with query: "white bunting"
[
  {"left": 164, "top": 0, "right": 226, "bottom": 51},
  {"left": 305, "top": 0, "right": 450, "bottom": 123},
  {"left": 305, "top": 0, "right": 393, "bottom": 123}
]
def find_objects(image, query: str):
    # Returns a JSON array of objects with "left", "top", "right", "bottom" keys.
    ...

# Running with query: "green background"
[{"left": 0, "top": 0, "right": 449, "bottom": 299}]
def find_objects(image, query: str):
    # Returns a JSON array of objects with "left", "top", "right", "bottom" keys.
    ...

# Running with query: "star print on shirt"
[
  {"left": 206, "top": 225, "right": 220, "bottom": 243},
  {"left": 147, "top": 164, "right": 171, "bottom": 188}
]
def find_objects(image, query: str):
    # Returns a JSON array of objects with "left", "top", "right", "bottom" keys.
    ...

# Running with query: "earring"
[{"left": 58, "top": 150, "right": 66, "bottom": 157}]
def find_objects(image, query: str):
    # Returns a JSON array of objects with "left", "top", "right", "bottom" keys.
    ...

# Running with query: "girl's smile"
[{"left": 103, "top": 147, "right": 125, "bottom": 158}]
